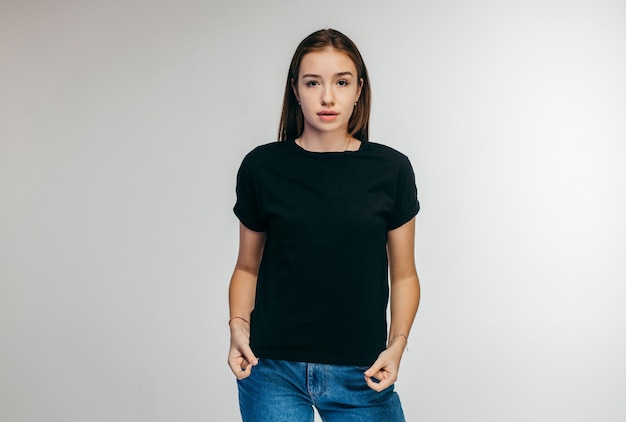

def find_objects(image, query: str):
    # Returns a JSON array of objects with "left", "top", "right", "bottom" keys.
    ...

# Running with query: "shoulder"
[
  {"left": 365, "top": 141, "right": 411, "bottom": 160},
  {"left": 244, "top": 140, "right": 288, "bottom": 158},
  {"left": 239, "top": 141, "right": 290, "bottom": 169},
  {"left": 363, "top": 141, "right": 413, "bottom": 169}
]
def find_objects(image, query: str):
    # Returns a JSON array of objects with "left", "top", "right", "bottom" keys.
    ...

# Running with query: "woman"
[{"left": 228, "top": 28, "right": 420, "bottom": 421}]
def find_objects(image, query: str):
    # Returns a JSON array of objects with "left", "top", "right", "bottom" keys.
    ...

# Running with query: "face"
[{"left": 292, "top": 49, "right": 363, "bottom": 138}]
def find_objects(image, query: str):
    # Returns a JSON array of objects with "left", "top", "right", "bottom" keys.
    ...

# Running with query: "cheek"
[
  {"left": 299, "top": 101, "right": 313, "bottom": 113},
  {"left": 297, "top": 92, "right": 312, "bottom": 106}
]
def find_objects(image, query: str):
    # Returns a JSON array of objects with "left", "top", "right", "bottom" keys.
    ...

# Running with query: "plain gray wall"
[{"left": 1, "top": 0, "right": 625, "bottom": 421}]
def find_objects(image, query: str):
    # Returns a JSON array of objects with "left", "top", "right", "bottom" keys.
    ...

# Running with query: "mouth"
[{"left": 317, "top": 110, "right": 339, "bottom": 121}]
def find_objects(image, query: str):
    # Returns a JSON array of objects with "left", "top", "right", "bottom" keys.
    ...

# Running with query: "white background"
[{"left": 1, "top": 0, "right": 625, "bottom": 421}]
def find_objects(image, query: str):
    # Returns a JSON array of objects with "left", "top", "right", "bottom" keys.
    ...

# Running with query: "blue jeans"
[{"left": 237, "top": 358, "right": 405, "bottom": 421}]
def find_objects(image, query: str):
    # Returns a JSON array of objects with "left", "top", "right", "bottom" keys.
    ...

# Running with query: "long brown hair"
[{"left": 277, "top": 29, "right": 372, "bottom": 142}]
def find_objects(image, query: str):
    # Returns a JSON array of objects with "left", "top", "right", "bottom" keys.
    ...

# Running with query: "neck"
[{"left": 298, "top": 130, "right": 353, "bottom": 152}]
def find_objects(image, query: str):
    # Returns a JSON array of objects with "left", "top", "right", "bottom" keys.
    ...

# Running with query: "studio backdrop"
[{"left": 1, "top": 0, "right": 625, "bottom": 421}]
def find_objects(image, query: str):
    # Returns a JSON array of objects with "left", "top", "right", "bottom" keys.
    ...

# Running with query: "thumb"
[
  {"left": 364, "top": 356, "right": 384, "bottom": 378},
  {"left": 239, "top": 343, "right": 259, "bottom": 367}
]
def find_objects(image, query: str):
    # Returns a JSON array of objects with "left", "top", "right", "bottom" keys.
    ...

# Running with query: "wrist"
[
  {"left": 229, "top": 315, "right": 250, "bottom": 332},
  {"left": 229, "top": 315, "right": 250, "bottom": 325},
  {"left": 387, "top": 333, "right": 409, "bottom": 351}
]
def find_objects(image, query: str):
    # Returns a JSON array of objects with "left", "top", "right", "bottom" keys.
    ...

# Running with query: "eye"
[
  {"left": 305, "top": 80, "right": 319, "bottom": 87},
  {"left": 337, "top": 80, "right": 350, "bottom": 87}
]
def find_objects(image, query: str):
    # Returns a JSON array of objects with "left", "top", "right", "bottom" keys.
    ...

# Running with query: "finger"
[
  {"left": 365, "top": 373, "right": 395, "bottom": 392},
  {"left": 237, "top": 362, "right": 253, "bottom": 380},
  {"left": 231, "top": 340, "right": 258, "bottom": 367},
  {"left": 227, "top": 344, "right": 259, "bottom": 379},
  {"left": 364, "top": 360, "right": 398, "bottom": 392},
  {"left": 365, "top": 367, "right": 397, "bottom": 392},
  {"left": 228, "top": 357, "right": 253, "bottom": 379},
  {"left": 363, "top": 359, "right": 383, "bottom": 379},
  {"left": 240, "top": 344, "right": 259, "bottom": 367}
]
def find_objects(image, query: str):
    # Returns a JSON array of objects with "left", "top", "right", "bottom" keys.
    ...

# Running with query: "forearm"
[
  {"left": 227, "top": 266, "right": 260, "bottom": 378},
  {"left": 227, "top": 224, "right": 264, "bottom": 377},
  {"left": 388, "top": 273, "right": 420, "bottom": 346},
  {"left": 364, "top": 271, "right": 420, "bottom": 391},
  {"left": 228, "top": 268, "right": 258, "bottom": 320}
]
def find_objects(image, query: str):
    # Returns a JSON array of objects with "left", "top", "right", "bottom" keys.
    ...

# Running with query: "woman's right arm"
[{"left": 227, "top": 222, "right": 266, "bottom": 379}]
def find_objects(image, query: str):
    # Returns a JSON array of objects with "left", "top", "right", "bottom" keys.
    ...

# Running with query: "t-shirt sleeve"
[
  {"left": 233, "top": 156, "right": 267, "bottom": 232},
  {"left": 387, "top": 157, "right": 420, "bottom": 230}
]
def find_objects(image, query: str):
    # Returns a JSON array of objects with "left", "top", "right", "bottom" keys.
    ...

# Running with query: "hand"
[
  {"left": 363, "top": 338, "right": 405, "bottom": 392},
  {"left": 227, "top": 320, "right": 258, "bottom": 380}
]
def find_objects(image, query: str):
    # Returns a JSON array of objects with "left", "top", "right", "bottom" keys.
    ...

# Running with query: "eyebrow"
[{"left": 301, "top": 71, "right": 355, "bottom": 78}]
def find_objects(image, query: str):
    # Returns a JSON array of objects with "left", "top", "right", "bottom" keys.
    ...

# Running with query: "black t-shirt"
[{"left": 234, "top": 139, "right": 419, "bottom": 366}]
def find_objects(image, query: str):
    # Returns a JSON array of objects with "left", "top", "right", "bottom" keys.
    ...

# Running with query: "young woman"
[{"left": 228, "top": 28, "right": 420, "bottom": 421}]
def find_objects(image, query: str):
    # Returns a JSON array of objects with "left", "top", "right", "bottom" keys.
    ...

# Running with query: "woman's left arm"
[{"left": 364, "top": 217, "right": 420, "bottom": 392}]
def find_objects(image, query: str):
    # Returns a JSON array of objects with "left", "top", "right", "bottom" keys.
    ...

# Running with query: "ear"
[
  {"left": 291, "top": 78, "right": 300, "bottom": 102},
  {"left": 355, "top": 77, "right": 364, "bottom": 102}
]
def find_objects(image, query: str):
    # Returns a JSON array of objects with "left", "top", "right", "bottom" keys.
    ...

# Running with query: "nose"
[{"left": 321, "top": 86, "right": 335, "bottom": 106}]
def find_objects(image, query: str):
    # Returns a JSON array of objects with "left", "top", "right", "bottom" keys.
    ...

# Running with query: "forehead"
[{"left": 298, "top": 48, "right": 357, "bottom": 77}]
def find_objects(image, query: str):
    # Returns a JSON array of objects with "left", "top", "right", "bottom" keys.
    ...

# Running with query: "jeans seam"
[{"left": 306, "top": 363, "right": 327, "bottom": 404}]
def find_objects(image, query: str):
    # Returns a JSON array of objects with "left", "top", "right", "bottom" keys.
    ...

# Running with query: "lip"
[{"left": 317, "top": 110, "right": 339, "bottom": 121}]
